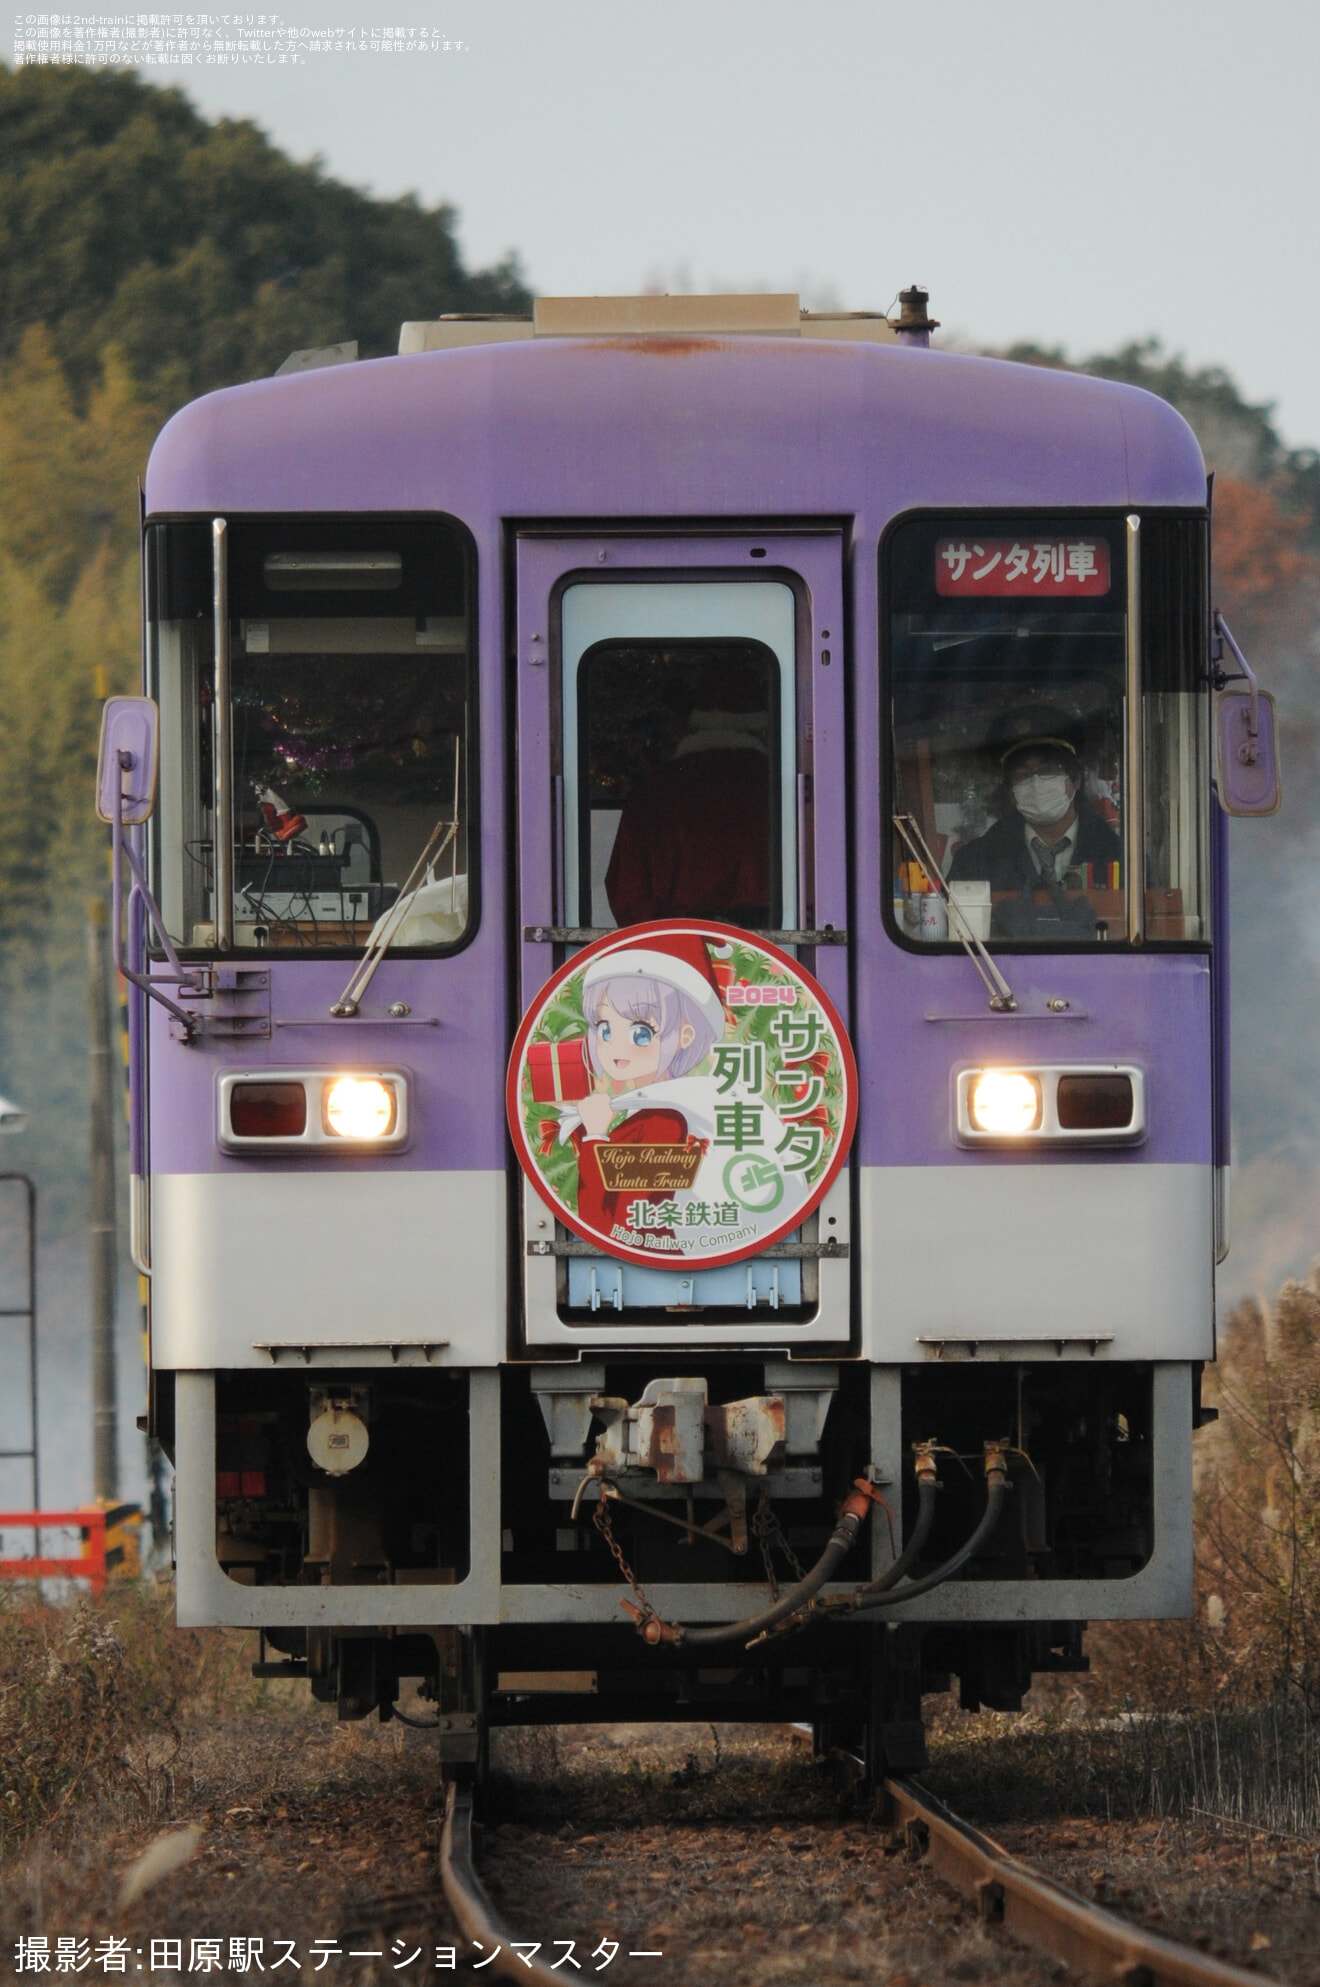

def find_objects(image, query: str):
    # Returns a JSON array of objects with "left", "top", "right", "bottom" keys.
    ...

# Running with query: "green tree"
[
  {"left": 0, "top": 62, "right": 531, "bottom": 405},
  {"left": 0, "top": 329, "right": 146, "bottom": 1224}
]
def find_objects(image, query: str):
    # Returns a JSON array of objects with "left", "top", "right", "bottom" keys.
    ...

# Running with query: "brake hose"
[
  {"left": 856, "top": 1470, "right": 940, "bottom": 1599},
  {"left": 621, "top": 1444, "right": 1009, "bottom": 1647},
  {"left": 848, "top": 1443, "right": 1010, "bottom": 1614},
  {"left": 621, "top": 1478, "right": 883, "bottom": 1648}
]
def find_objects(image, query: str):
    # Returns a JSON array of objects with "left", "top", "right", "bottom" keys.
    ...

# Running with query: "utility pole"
[{"left": 88, "top": 898, "right": 118, "bottom": 1501}]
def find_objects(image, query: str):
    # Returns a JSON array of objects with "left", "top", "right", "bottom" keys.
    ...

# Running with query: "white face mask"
[{"left": 1011, "top": 772, "right": 1074, "bottom": 828}]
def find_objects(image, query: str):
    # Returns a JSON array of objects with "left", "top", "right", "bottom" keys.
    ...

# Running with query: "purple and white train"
[{"left": 104, "top": 288, "right": 1277, "bottom": 1773}]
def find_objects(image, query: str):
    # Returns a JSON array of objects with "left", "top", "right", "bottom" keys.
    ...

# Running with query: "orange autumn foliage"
[{"left": 1211, "top": 476, "right": 1319, "bottom": 648}]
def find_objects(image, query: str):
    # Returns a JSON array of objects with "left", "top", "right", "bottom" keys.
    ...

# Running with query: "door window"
[
  {"left": 561, "top": 582, "right": 797, "bottom": 931},
  {"left": 578, "top": 638, "right": 782, "bottom": 928}
]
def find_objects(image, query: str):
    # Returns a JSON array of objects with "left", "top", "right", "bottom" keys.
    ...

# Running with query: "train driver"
[{"left": 948, "top": 730, "right": 1123, "bottom": 892}]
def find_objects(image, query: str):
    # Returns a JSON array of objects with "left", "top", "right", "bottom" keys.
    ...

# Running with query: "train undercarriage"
[{"left": 159, "top": 1353, "right": 1201, "bottom": 1781}]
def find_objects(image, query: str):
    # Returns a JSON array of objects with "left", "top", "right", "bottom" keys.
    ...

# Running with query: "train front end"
[{"left": 126, "top": 303, "right": 1248, "bottom": 1768}]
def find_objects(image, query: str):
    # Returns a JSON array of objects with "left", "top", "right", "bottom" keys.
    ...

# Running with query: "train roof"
[{"left": 145, "top": 332, "right": 1207, "bottom": 525}]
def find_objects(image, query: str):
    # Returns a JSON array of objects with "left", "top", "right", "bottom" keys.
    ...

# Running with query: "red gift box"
[{"left": 528, "top": 1036, "right": 593, "bottom": 1104}]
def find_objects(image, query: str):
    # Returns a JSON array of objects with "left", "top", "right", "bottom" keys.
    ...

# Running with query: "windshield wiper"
[
  {"left": 893, "top": 812, "right": 1017, "bottom": 1013},
  {"left": 331, "top": 738, "right": 460, "bottom": 1017}
]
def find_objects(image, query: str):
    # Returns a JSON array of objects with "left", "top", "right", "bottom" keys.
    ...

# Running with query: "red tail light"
[
  {"left": 230, "top": 1082, "right": 307, "bottom": 1138},
  {"left": 1056, "top": 1073, "right": 1134, "bottom": 1130}
]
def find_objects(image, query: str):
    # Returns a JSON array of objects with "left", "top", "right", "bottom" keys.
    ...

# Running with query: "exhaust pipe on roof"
[{"left": 893, "top": 287, "right": 939, "bottom": 348}]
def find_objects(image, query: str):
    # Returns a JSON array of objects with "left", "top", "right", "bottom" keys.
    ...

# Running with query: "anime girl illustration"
[
  {"left": 553, "top": 929, "right": 811, "bottom": 1253},
  {"left": 571, "top": 931, "right": 723, "bottom": 1241}
]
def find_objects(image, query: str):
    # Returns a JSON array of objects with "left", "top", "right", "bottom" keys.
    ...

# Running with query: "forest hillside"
[{"left": 0, "top": 61, "right": 529, "bottom": 404}]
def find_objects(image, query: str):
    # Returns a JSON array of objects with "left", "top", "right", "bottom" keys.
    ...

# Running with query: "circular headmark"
[{"left": 507, "top": 920, "right": 858, "bottom": 1271}]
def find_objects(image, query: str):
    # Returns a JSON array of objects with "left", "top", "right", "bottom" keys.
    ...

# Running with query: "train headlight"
[
  {"left": 955, "top": 1065, "right": 1144, "bottom": 1145},
  {"left": 220, "top": 1068, "right": 409, "bottom": 1151},
  {"left": 324, "top": 1075, "right": 396, "bottom": 1140},
  {"left": 969, "top": 1069, "right": 1041, "bottom": 1136}
]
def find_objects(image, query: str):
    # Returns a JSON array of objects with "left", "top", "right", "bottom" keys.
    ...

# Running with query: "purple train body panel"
[
  {"left": 144, "top": 339, "right": 1210, "bottom": 1177},
  {"left": 145, "top": 956, "right": 509, "bottom": 1174},
  {"left": 146, "top": 343, "right": 1203, "bottom": 519}
]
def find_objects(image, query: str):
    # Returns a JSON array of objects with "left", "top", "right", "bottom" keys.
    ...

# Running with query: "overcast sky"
[{"left": 10, "top": 0, "right": 1320, "bottom": 446}]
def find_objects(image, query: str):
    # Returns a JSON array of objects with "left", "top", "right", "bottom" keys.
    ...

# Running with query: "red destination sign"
[{"left": 935, "top": 537, "right": 1111, "bottom": 597}]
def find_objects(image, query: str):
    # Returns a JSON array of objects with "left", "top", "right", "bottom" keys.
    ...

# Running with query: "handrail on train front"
[
  {"left": 1125, "top": 513, "right": 1144, "bottom": 946},
  {"left": 212, "top": 517, "right": 233, "bottom": 952}
]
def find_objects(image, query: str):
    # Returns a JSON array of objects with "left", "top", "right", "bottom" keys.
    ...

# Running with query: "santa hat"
[{"left": 582, "top": 930, "right": 726, "bottom": 1036}]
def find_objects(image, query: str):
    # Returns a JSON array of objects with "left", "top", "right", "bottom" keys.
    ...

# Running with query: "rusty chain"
[
  {"left": 594, "top": 1484, "right": 813, "bottom": 1636},
  {"left": 591, "top": 1491, "right": 653, "bottom": 1618},
  {"left": 752, "top": 1492, "right": 808, "bottom": 1599}
]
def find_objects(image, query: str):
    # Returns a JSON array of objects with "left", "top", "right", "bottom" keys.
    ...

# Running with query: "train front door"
[{"left": 513, "top": 532, "right": 852, "bottom": 1349}]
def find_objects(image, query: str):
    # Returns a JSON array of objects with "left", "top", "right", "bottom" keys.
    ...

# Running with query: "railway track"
[
  {"left": 441, "top": 1785, "right": 567, "bottom": 1987},
  {"left": 438, "top": 1763, "right": 1282, "bottom": 1987},
  {"left": 879, "top": 1776, "right": 1275, "bottom": 1987}
]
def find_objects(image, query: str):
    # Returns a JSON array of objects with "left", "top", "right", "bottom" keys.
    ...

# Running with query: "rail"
[
  {"left": 440, "top": 1784, "right": 564, "bottom": 1987},
  {"left": 437, "top": 1753, "right": 1280, "bottom": 1987},
  {"left": 882, "top": 1775, "right": 1276, "bottom": 1987}
]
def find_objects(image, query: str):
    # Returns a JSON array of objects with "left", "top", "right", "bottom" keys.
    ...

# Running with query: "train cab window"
[
  {"left": 147, "top": 517, "right": 473, "bottom": 952},
  {"left": 885, "top": 515, "right": 1208, "bottom": 946},
  {"left": 560, "top": 582, "right": 798, "bottom": 932}
]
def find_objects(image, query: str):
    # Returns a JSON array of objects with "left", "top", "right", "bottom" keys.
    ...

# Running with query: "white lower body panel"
[
  {"left": 151, "top": 1169, "right": 506, "bottom": 1369},
  {"left": 858, "top": 1163, "right": 1213, "bottom": 1363}
]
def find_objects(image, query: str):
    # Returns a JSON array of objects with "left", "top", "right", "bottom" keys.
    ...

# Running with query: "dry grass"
[
  {"left": 0, "top": 1581, "right": 249, "bottom": 1852},
  {"left": 925, "top": 1698, "right": 1320, "bottom": 1844},
  {"left": 1049, "top": 1268, "right": 1320, "bottom": 1840},
  {"left": 1196, "top": 1274, "right": 1320, "bottom": 1714},
  {"left": 916, "top": 1265, "right": 1320, "bottom": 1848},
  {"left": 1082, "top": 1270, "right": 1320, "bottom": 1729}
]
